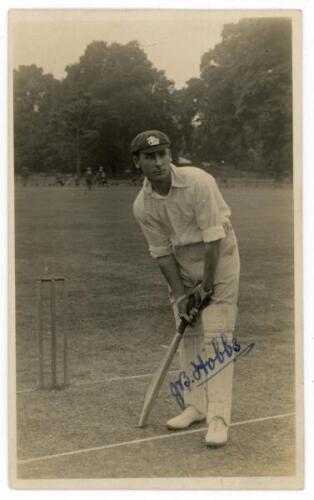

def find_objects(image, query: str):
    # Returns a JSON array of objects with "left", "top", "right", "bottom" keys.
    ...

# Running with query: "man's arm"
[
  {"left": 157, "top": 254, "right": 197, "bottom": 323},
  {"left": 156, "top": 254, "right": 186, "bottom": 299},
  {"left": 201, "top": 239, "right": 221, "bottom": 292},
  {"left": 192, "top": 239, "right": 221, "bottom": 306}
]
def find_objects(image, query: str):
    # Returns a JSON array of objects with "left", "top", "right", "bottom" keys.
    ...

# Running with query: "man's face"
[{"left": 133, "top": 148, "right": 172, "bottom": 182}]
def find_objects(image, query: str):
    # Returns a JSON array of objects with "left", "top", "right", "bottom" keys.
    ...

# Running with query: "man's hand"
[
  {"left": 191, "top": 283, "right": 212, "bottom": 309},
  {"left": 176, "top": 294, "right": 199, "bottom": 325}
]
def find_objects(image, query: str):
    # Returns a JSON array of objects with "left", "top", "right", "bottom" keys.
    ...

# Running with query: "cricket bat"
[{"left": 138, "top": 296, "right": 210, "bottom": 428}]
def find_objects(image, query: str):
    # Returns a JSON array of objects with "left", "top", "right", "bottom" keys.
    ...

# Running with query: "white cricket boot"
[
  {"left": 205, "top": 416, "right": 229, "bottom": 447},
  {"left": 167, "top": 405, "right": 206, "bottom": 430}
]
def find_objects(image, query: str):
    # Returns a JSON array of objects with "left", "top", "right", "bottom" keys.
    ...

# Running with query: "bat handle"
[
  {"left": 177, "top": 294, "right": 212, "bottom": 335},
  {"left": 178, "top": 318, "right": 189, "bottom": 335}
]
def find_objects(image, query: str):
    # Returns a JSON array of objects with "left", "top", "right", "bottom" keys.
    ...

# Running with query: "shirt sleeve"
[
  {"left": 133, "top": 203, "right": 172, "bottom": 259},
  {"left": 193, "top": 174, "right": 226, "bottom": 243}
]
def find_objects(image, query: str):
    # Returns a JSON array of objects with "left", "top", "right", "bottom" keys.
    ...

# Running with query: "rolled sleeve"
[
  {"left": 201, "top": 225, "right": 226, "bottom": 242},
  {"left": 194, "top": 175, "right": 226, "bottom": 243},
  {"left": 149, "top": 244, "right": 172, "bottom": 259},
  {"left": 133, "top": 203, "right": 172, "bottom": 259}
]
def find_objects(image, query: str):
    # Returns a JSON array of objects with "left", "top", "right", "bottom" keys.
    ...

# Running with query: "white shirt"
[{"left": 133, "top": 164, "right": 231, "bottom": 258}]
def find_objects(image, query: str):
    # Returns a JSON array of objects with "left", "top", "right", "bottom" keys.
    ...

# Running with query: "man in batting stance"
[{"left": 132, "top": 130, "right": 240, "bottom": 447}]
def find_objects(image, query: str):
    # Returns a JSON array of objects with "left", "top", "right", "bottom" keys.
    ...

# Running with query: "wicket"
[{"left": 37, "top": 276, "right": 69, "bottom": 389}]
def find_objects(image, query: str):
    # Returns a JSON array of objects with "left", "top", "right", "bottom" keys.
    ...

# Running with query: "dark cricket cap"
[{"left": 130, "top": 130, "right": 171, "bottom": 154}]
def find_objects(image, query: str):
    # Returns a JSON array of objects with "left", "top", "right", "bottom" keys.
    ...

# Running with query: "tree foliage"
[
  {"left": 177, "top": 18, "right": 292, "bottom": 177},
  {"left": 14, "top": 41, "right": 179, "bottom": 176},
  {"left": 14, "top": 20, "right": 293, "bottom": 178},
  {"left": 14, "top": 65, "right": 61, "bottom": 173}
]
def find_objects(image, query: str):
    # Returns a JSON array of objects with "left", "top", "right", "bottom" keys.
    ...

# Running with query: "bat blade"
[
  {"left": 138, "top": 329, "right": 184, "bottom": 428},
  {"left": 138, "top": 294, "right": 211, "bottom": 428}
]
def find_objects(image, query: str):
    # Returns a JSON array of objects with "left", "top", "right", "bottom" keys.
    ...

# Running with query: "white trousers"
[{"left": 171, "top": 226, "right": 240, "bottom": 425}]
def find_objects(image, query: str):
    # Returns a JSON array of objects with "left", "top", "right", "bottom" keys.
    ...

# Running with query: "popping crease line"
[
  {"left": 16, "top": 369, "right": 181, "bottom": 394},
  {"left": 18, "top": 411, "right": 295, "bottom": 465},
  {"left": 75, "top": 370, "right": 180, "bottom": 385}
]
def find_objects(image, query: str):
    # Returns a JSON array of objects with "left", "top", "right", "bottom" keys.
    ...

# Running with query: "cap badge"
[{"left": 146, "top": 135, "right": 160, "bottom": 146}]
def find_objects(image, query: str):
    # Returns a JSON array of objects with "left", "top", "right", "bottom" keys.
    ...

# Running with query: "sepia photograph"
[{"left": 8, "top": 8, "right": 303, "bottom": 489}]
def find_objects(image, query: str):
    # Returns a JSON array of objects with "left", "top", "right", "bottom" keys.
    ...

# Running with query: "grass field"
[{"left": 13, "top": 182, "right": 295, "bottom": 481}]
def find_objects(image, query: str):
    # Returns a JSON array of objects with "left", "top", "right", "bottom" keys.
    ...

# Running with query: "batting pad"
[
  {"left": 204, "top": 338, "right": 234, "bottom": 426},
  {"left": 179, "top": 331, "right": 207, "bottom": 415},
  {"left": 201, "top": 306, "right": 237, "bottom": 426},
  {"left": 171, "top": 303, "right": 207, "bottom": 415},
  {"left": 201, "top": 302, "right": 238, "bottom": 343}
]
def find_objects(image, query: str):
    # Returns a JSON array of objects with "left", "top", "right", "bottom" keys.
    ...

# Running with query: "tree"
[
  {"left": 178, "top": 18, "right": 292, "bottom": 177},
  {"left": 43, "top": 92, "right": 102, "bottom": 176},
  {"left": 14, "top": 65, "right": 60, "bottom": 173},
  {"left": 59, "top": 41, "right": 180, "bottom": 175},
  {"left": 14, "top": 41, "right": 181, "bottom": 176}
]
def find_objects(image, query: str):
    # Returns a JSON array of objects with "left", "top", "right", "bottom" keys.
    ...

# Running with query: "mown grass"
[{"left": 14, "top": 183, "right": 296, "bottom": 478}]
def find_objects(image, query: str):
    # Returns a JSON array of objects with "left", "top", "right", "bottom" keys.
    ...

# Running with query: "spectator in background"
[
  {"left": 96, "top": 166, "right": 108, "bottom": 186},
  {"left": 85, "top": 167, "right": 93, "bottom": 191}
]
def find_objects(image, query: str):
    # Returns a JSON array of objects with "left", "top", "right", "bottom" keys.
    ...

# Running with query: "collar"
[{"left": 143, "top": 163, "right": 187, "bottom": 197}]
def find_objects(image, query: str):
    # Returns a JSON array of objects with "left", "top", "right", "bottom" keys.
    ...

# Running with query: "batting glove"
[
  {"left": 192, "top": 284, "right": 212, "bottom": 309},
  {"left": 176, "top": 294, "right": 198, "bottom": 325}
]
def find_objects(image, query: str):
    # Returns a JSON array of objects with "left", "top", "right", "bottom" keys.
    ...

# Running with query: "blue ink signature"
[{"left": 169, "top": 335, "right": 255, "bottom": 409}]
